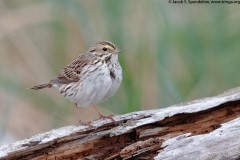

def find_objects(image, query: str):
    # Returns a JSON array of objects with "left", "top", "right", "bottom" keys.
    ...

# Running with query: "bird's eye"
[{"left": 102, "top": 47, "right": 107, "bottom": 51}]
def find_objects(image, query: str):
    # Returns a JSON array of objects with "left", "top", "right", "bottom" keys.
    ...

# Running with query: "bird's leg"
[
  {"left": 75, "top": 103, "right": 81, "bottom": 122},
  {"left": 75, "top": 103, "right": 92, "bottom": 127},
  {"left": 92, "top": 105, "right": 115, "bottom": 122}
]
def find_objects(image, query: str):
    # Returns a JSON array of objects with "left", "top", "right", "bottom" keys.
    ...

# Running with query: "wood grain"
[{"left": 1, "top": 87, "right": 240, "bottom": 160}]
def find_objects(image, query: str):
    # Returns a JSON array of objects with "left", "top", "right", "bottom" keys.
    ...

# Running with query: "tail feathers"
[{"left": 31, "top": 83, "right": 52, "bottom": 90}]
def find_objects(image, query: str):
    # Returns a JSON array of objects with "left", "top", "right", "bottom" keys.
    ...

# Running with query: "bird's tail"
[{"left": 31, "top": 83, "right": 52, "bottom": 90}]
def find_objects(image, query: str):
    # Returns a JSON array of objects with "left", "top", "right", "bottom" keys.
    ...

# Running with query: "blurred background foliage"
[{"left": 0, "top": 0, "right": 240, "bottom": 144}]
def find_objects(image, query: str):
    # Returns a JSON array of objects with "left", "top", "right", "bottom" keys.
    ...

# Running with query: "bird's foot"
[
  {"left": 76, "top": 120, "right": 93, "bottom": 127},
  {"left": 97, "top": 114, "right": 115, "bottom": 122}
]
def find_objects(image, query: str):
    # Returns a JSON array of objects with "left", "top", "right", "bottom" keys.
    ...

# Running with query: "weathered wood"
[{"left": 1, "top": 87, "right": 240, "bottom": 160}]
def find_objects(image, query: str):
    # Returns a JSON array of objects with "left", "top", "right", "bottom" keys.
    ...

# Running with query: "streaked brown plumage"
[{"left": 31, "top": 41, "right": 122, "bottom": 125}]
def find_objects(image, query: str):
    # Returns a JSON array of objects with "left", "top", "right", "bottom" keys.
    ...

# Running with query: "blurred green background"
[{"left": 0, "top": 0, "right": 240, "bottom": 144}]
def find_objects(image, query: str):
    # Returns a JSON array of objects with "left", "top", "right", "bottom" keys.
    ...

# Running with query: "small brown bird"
[{"left": 31, "top": 41, "right": 122, "bottom": 125}]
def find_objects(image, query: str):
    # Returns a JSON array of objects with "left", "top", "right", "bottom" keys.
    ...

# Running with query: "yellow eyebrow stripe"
[{"left": 105, "top": 45, "right": 114, "bottom": 50}]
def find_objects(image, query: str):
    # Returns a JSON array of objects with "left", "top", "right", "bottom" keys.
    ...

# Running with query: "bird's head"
[{"left": 88, "top": 41, "right": 120, "bottom": 59}]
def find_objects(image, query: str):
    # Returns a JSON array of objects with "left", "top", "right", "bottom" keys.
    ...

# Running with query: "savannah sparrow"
[{"left": 31, "top": 41, "right": 122, "bottom": 125}]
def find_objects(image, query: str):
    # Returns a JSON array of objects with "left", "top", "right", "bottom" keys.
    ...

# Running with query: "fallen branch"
[{"left": 1, "top": 87, "right": 240, "bottom": 160}]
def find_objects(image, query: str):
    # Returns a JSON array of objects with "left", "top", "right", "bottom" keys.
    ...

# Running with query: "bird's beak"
[{"left": 115, "top": 48, "right": 121, "bottom": 54}]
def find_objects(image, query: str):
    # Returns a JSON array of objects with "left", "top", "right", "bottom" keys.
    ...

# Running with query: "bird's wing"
[{"left": 51, "top": 53, "right": 96, "bottom": 84}]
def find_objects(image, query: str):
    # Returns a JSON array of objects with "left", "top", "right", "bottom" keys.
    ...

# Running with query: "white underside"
[{"left": 57, "top": 61, "right": 122, "bottom": 107}]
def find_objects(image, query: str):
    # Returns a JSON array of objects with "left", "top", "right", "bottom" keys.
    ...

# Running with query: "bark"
[{"left": 1, "top": 87, "right": 240, "bottom": 160}]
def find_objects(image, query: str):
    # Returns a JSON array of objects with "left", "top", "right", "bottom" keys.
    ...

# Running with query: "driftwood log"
[{"left": 1, "top": 87, "right": 240, "bottom": 160}]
